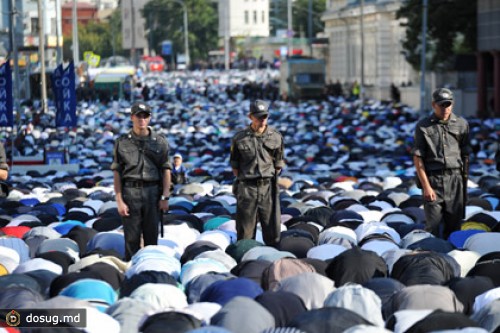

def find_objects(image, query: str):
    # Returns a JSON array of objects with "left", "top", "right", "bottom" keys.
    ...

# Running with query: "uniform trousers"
[
  {"left": 424, "top": 169, "right": 464, "bottom": 239},
  {"left": 121, "top": 184, "right": 160, "bottom": 260},
  {"left": 236, "top": 179, "right": 280, "bottom": 246}
]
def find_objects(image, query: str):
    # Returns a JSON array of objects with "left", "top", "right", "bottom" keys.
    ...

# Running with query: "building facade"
[
  {"left": 0, "top": 0, "right": 24, "bottom": 60},
  {"left": 14, "top": 0, "right": 63, "bottom": 67},
  {"left": 121, "top": 0, "right": 149, "bottom": 52},
  {"left": 61, "top": 2, "right": 98, "bottom": 36},
  {"left": 218, "top": 0, "right": 270, "bottom": 38},
  {"left": 61, "top": 0, "right": 118, "bottom": 10},
  {"left": 322, "top": 0, "right": 415, "bottom": 100}
]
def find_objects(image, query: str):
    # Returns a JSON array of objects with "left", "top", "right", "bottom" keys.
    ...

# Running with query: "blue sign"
[
  {"left": 0, "top": 61, "right": 13, "bottom": 127},
  {"left": 52, "top": 62, "right": 77, "bottom": 128},
  {"left": 51, "top": 63, "right": 64, "bottom": 120},
  {"left": 161, "top": 40, "right": 172, "bottom": 56},
  {"left": 45, "top": 149, "right": 66, "bottom": 165}
]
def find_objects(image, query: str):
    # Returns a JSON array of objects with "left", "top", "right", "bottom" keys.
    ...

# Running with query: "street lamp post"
[
  {"left": 181, "top": 1, "right": 190, "bottom": 68},
  {"left": 419, "top": 0, "right": 428, "bottom": 117},
  {"left": 224, "top": 0, "right": 230, "bottom": 70},
  {"left": 169, "top": 0, "right": 190, "bottom": 69},
  {"left": 72, "top": 0, "right": 79, "bottom": 63},
  {"left": 55, "top": 0, "right": 62, "bottom": 64},
  {"left": 360, "top": 0, "right": 365, "bottom": 102},
  {"left": 38, "top": 0, "right": 48, "bottom": 114},
  {"left": 287, "top": 0, "right": 292, "bottom": 57},
  {"left": 130, "top": 0, "right": 136, "bottom": 66},
  {"left": 8, "top": 0, "right": 21, "bottom": 112},
  {"left": 308, "top": 0, "right": 312, "bottom": 56},
  {"left": 338, "top": 16, "right": 351, "bottom": 82}
]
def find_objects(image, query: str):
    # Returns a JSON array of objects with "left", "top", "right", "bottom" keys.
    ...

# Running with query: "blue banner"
[
  {"left": 0, "top": 61, "right": 13, "bottom": 127},
  {"left": 52, "top": 62, "right": 77, "bottom": 127},
  {"left": 51, "top": 63, "right": 63, "bottom": 122}
]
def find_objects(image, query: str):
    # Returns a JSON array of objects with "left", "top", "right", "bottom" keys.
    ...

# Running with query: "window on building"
[
  {"left": 31, "top": 17, "right": 39, "bottom": 34},
  {"left": 245, "top": 10, "right": 249, "bottom": 24},
  {"left": 253, "top": 10, "right": 257, "bottom": 24},
  {"left": 262, "top": 10, "right": 265, "bottom": 23}
]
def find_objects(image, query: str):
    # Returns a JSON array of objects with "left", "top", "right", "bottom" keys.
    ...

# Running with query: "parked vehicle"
[
  {"left": 280, "top": 57, "right": 325, "bottom": 101},
  {"left": 140, "top": 56, "right": 166, "bottom": 72},
  {"left": 93, "top": 72, "right": 133, "bottom": 101}
]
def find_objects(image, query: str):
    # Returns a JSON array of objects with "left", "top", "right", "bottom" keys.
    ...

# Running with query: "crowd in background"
[{"left": 0, "top": 69, "right": 499, "bottom": 332}]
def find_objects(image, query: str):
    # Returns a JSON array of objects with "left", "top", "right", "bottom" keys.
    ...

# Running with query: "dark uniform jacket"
[
  {"left": 111, "top": 127, "right": 171, "bottom": 181},
  {"left": 230, "top": 125, "right": 285, "bottom": 180},
  {"left": 496, "top": 144, "right": 500, "bottom": 171},
  {"left": 412, "top": 113, "right": 470, "bottom": 172},
  {"left": 0, "top": 143, "right": 9, "bottom": 197}
]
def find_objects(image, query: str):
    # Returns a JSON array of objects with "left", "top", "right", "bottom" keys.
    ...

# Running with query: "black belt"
[
  {"left": 240, "top": 178, "right": 271, "bottom": 186},
  {"left": 124, "top": 180, "right": 159, "bottom": 188},
  {"left": 426, "top": 168, "right": 461, "bottom": 176}
]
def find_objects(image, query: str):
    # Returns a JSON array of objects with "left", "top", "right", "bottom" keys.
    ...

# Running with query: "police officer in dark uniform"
[
  {"left": 0, "top": 142, "right": 9, "bottom": 197},
  {"left": 112, "top": 102, "right": 171, "bottom": 260},
  {"left": 413, "top": 88, "right": 471, "bottom": 239},
  {"left": 230, "top": 100, "right": 285, "bottom": 246},
  {"left": 496, "top": 144, "right": 500, "bottom": 172}
]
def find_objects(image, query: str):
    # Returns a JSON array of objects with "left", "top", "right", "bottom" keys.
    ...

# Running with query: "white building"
[
  {"left": 121, "top": 0, "right": 149, "bottom": 51},
  {"left": 218, "top": 0, "right": 270, "bottom": 38},
  {"left": 61, "top": 0, "right": 118, "bottom": 10},
  {"left": 322, "top": 0, "right": 416, "bottom": 100},
  {"left": 14, "top": 0, "right": 63, "bottom": 67}
]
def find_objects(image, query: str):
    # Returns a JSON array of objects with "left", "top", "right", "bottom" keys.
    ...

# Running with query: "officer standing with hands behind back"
[
  {"left": 230, "top": 100, "right": 285, "bottom": 247},
  {"left": 413, "top": 88, "right": 471, "bottom": 240},
  {"left": 112, "top": 102, "right": 171, "bottom": 261}
]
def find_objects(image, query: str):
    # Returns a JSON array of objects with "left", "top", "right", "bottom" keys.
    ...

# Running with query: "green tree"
[
  {"left": 63, "top": 9, "right": 124, "bottom": 61},
  {"left": 293, "top": 0, "right": 326, "bottom": 39},
  {"left": 142, "top": 0, "right": 218, "bottom": 63},
  {"left": 79, "top": 21, "right": 114, "bottom": 58},
  {"left": 396, "top": 0, "right": 476, "bottom": 71},
  {"left": 108, "top": 9, "right": 125, "bottom": 58},
  {"left": 269, "top": 0, "right": 325, "bottom": 38}
]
